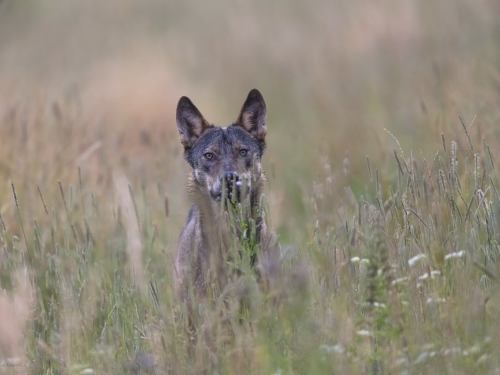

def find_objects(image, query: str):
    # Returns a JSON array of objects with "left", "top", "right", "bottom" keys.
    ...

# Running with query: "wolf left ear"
[{"left": 236, "top": 89, "right": 267, "bottom": 143}]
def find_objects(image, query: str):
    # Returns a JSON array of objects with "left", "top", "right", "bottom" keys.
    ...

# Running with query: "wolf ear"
[
  {"left": 176, "top": 96, "right": 212, "bottom": 149},
  {"left": 236, "top": 89, "right": 267, "bottom": 143}
]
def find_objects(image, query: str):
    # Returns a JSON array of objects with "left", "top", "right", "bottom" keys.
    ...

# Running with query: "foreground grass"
[{"left": 0, "top": 114, "right": 499, "bottom": 374}]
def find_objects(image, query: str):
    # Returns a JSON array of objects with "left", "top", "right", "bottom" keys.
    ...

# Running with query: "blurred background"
[{"left": 0, "top": 0, "right": 500, "bottom": 240}]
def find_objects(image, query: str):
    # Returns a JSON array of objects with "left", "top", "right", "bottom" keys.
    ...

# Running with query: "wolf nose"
[
  {"left": 220, "top": 171, "right": 242, "bottom": 202},
  {"left": 221, "top": 171, "right": 240, "bottom": 184}
]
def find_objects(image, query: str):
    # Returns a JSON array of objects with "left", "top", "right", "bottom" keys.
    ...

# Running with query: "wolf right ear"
[
  {"left": 236, "top": 89, "right": 267, "bottom": 143},
  {"left": 176, "top": 96, "right": 212, "bottom": 149}
]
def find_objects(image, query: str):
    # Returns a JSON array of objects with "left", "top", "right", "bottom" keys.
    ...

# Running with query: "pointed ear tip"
[
  {"left": 177, "top": 96, "right": 192, "bottom": 108},
  {"left": 248, "top": 88, "right": 263, "bottom": 97}
]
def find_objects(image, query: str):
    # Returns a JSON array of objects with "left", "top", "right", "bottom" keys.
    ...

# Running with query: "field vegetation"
[{"left": 0, "top": 0, "right": 500, "bottom": 373}]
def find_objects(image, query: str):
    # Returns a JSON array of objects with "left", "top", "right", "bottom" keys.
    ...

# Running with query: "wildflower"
[
  {"left": 408, "top": 254, "right": 426, "bottom": 267},
  {"left": 426, "top": 297, "right": 446, "bottom": 304},
  {"left": 392, "top": 277, "right": 409, "bottom": 285},
  {"left": 430, "top": 270, "right": 441, "bottom": 277},
  {"left": 444, "top": 250, "right": 465, "bottom": 260},
  {"left": 357, "top": 330, "right": 371, "bottom": 337}
]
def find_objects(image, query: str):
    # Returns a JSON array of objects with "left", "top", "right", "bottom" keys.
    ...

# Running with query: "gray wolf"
[{"left": 175, "top": 89, "right": 274, "bottom": 303}]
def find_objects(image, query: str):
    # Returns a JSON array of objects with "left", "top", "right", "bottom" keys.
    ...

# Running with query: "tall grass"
[
  {"left": 0, "top": 0, "right": 500, "bottom": 373},
  {"left": 2, "top": 104, "right": 499, "bottom": 374}
]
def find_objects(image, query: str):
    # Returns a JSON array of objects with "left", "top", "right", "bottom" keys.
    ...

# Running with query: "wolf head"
[{"left": 176, "top": 89, "right": 267, "bottom": 204}]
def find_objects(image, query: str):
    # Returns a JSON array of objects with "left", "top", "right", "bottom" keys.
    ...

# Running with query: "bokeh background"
[
  {"left": 1, "top": 1, "right": 500, "bottom": 371},
  {"left": 2, "top": 0, "right": 500, "bottom": 240}
]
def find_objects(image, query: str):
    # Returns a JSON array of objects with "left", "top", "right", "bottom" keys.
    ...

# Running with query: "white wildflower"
[
  {"left": 445, "top": 250, "right": 465, "bottom": 260},
  {"left": 392, "top": 277, "right": 409, "bottom": 285},
  {"left": 426, "top": 297, "right": 446, "bottom": 304},
  {"left": 408, "top": 254, "right": 426, "bottom": 267},
  {"left": 418, "top": 270, "right": 440, "bottom": 283},
  {"left": 413, "top": 352, "right": 430, "bottom": 364},
  {"left": 430, "top": 270, "right": 441, "bottom": 278},
  {"left": 357, "top": 330, "right": 371, "bottom": 337},
  {"left": 319, "top": 344, "right": 345, "bottom": 354}
]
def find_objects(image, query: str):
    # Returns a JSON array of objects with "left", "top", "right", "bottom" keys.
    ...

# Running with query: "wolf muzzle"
[{"left": 220, "top": 171, "right": 242, "bottom": 203}]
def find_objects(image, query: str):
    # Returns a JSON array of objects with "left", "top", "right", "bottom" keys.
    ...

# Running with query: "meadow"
[{"left": 0, "top": 0, "right": 500, "bottom": 373}]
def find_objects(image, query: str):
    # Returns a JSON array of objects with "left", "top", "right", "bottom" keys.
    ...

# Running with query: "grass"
[
  {"left": 1, "top": 0, "right": 500, "bottom": 374},
  {"left": 2, "top": 103, "right": 499, "bottom": 375}
]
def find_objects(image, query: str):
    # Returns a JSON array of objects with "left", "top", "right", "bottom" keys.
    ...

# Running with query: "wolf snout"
[
  {"left": 221, "top": 171, "right": 240, "bottom": 183},
  {"left": 220, "top": 171, "right": 242, "bottom": 202}
]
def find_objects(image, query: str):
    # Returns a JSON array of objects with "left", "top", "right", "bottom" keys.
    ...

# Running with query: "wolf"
[{"left": 175, "top": 89, "right": 274, "bottom": 304}]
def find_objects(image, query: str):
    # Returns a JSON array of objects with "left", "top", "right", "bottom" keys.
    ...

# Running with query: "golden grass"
[{"left": 0, "top": 0, "right": 500, "bottom": 373}]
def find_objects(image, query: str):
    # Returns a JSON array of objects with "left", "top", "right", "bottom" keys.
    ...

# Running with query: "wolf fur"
[{"left": 175, "top": 89, "right": 274, "bottom": 301}]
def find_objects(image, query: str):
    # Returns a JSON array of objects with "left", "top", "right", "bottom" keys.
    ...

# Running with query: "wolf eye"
[
  {"left": 204, "top": 152, "right": 214, "bottom": 160},
  {"left": 239, "top": 149, "right": 248, "bottom": 157}
]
